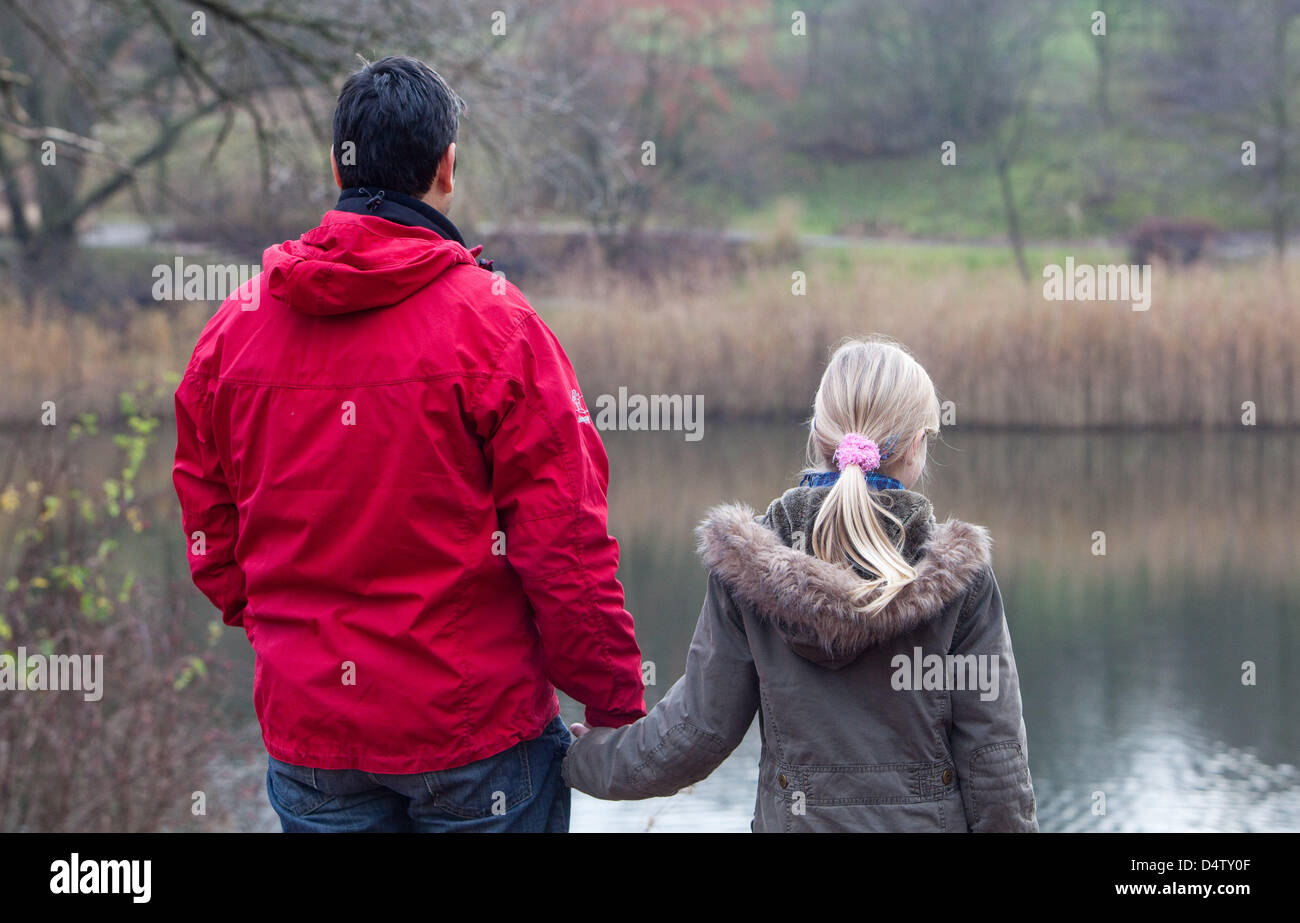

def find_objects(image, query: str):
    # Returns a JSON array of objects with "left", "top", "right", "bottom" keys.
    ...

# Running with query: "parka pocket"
[
  {"left": 778, "top": 759, "right": 958, "bottom": 806},
  {"left": 967, "top": 739, "right": 1035, "bottom": 830}
]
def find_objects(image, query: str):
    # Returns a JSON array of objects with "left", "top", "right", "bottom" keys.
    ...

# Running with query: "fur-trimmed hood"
[{"left": 695, "top": 486, "right": 992, "bottom": 668}]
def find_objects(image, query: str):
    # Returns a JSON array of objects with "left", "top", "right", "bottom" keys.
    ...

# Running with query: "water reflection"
[
  {"left": 3, "top": 423, "right": 1296, "bottom": 831},
  {"left": 565, "top": 426, "right": 1300, "bottom": 832}
]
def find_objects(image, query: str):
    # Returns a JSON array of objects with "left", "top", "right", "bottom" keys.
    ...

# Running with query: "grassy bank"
[
  {"left": 0, "top": 300, "right": 208, "bottom": 425},
  {"left": 1, "top": 253, "right": 1296, "bottom": 428},
  {"left": 545, "top": 256, "right": 1299, "bottom": 428}
]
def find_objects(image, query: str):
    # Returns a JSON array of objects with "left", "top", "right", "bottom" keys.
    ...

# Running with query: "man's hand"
[{"left": 569, "top": 722, "right": 589, "bottom": 738}]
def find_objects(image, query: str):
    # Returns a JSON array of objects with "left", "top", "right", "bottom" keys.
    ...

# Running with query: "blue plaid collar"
[{"left": 799, "top": 470, "right": 906, "bottom": 491}]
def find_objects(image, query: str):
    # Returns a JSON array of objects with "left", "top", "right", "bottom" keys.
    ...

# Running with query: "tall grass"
[
  {"left": 543, "top": 257, "right": 1299, "bottom": 428},
  {"left": 0, "top": 300, "right": 208, "bottom": 425},
  {"left": 1, "top": 255, "right": 1295, "bottom": 427}
]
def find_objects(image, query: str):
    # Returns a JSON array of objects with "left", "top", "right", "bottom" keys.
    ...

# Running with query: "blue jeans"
[{"left": 266, "top": 716, "right": 573, "bottom": 832}]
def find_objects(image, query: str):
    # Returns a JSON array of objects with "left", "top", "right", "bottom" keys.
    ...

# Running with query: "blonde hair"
[{"left": 806, "top": 336, "right": 941, "bottom": 616}]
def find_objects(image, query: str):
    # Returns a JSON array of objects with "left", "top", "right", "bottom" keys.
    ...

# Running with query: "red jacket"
[{"left": 173, "top": 205, "right": 645, "bottom": 773}]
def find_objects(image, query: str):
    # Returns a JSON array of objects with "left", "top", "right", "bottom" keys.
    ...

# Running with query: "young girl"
[{"left": 561, "top": 336, "right": 1037, "bottom": 832}]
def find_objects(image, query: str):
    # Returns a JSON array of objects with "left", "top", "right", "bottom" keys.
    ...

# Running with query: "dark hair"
[{"left": 331, "top": 56, "right": 465, "bottom": 197}]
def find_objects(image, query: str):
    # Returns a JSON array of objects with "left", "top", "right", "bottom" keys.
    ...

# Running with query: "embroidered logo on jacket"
[{"left": 571, "top": 388, "right": 591, "bottom": 424}]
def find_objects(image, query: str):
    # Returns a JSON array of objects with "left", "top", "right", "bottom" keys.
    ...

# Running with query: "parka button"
[
  {"left": 778, "top": 773, "right": 789, "bottom": 789},
  {"left": 942, "top": 769, "right": 953, "bottom": 785}
]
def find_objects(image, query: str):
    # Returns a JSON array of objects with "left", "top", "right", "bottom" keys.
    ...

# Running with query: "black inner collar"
[{"left": 335, "top": 187, "right": 467, "bottom": 246}]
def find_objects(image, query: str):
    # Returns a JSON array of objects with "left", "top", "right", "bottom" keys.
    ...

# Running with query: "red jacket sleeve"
[
  {"left": 472, "top": 311, "right": 646, "bottom": 727},
  {"left": 172, "top": 369, "right": 247, "bottom": 626}
]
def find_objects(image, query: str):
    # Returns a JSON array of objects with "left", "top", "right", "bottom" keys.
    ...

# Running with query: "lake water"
[
  {"left": 565, "top": 426, "right": 1300, "bottom": 832},
  {"left": 5, "top": 423, "right": 1298, "bottom": 831}
]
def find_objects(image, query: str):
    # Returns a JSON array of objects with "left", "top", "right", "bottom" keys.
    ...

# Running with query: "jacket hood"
[
  {"left": 263, "top": 210, "right": 474, "bottom": 316},
  {"left": 695, "top": 486, "right": 991, "bottom": 669}
]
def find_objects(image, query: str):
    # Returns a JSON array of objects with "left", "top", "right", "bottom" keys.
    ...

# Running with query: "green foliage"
[
  {"left": 0, "top": 377, "right": 227, "bottom": 831},
  {"left": 0, "top": 380, "right": 214, "bottom": 675}
]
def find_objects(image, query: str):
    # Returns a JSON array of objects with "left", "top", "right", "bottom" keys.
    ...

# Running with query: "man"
[{"left": 172, "top": 56, "right": 645, "bottom": 832}]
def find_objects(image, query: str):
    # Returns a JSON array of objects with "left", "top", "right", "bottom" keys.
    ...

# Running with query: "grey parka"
[{"left": 561, "top": 485, "right": 1038, "bottom": 832}]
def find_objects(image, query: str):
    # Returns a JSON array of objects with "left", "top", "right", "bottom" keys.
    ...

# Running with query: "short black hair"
[{"left": 332, "top": 55, "right": 465, "bottom": 197}]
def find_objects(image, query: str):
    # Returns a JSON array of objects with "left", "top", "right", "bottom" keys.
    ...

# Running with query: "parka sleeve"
[
  {"left": 947, "top": 566, "right": 1038, "bottom": 832},
  {"left": 172, "top": 369, "right": 247, "bottom": 627},
  {"left": 560, "top": 572, "right": 760, "bottom": 800},
  {"left": 471, "top": 310, "right": 645, "bottom": 728}
]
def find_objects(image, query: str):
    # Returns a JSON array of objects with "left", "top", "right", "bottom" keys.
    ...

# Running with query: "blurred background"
[{"left": 0, "top": 0, "right": 1296, "bottom": 832}]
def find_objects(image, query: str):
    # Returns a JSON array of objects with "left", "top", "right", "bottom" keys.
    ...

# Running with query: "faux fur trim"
[{"left": 696, "top": 503, "right": 992, "bottom": 658}]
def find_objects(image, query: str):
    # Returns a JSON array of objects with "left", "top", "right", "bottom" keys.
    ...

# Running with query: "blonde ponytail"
[{"left": 805, "top": 337, "right": 941, "bottom": 616}]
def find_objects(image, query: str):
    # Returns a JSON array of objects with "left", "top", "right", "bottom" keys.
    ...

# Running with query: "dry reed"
[{"left": 1, "top": 257, "right": 1295, "bottom": 428}]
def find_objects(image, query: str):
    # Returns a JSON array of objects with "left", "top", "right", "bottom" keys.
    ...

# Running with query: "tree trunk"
[
  {"left": 1094, "top": 39, "right": 1112, "bottom": 127},
  {"left": 1270, "top": 8, "right": 1291, "bottom": 262},
  {"left": 997, "top": 157, "right": 1031, "bottom": 282}
]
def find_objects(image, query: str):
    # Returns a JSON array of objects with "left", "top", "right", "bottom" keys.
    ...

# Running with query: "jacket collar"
[
  {"left": 335, "top": 187, "right": 468, "bottom": 246},
  {"left": 695, "top": 487, "right": 991, "bottom": 668}
]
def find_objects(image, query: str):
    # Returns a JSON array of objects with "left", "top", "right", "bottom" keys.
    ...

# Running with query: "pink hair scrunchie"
[{"left": 834, "top": 433, "right": 882, "bottom": 472}]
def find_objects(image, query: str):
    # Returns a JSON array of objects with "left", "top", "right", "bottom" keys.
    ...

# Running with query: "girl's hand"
[{"left": 569, "top": 722, "right": 589, "bottom": 738}]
